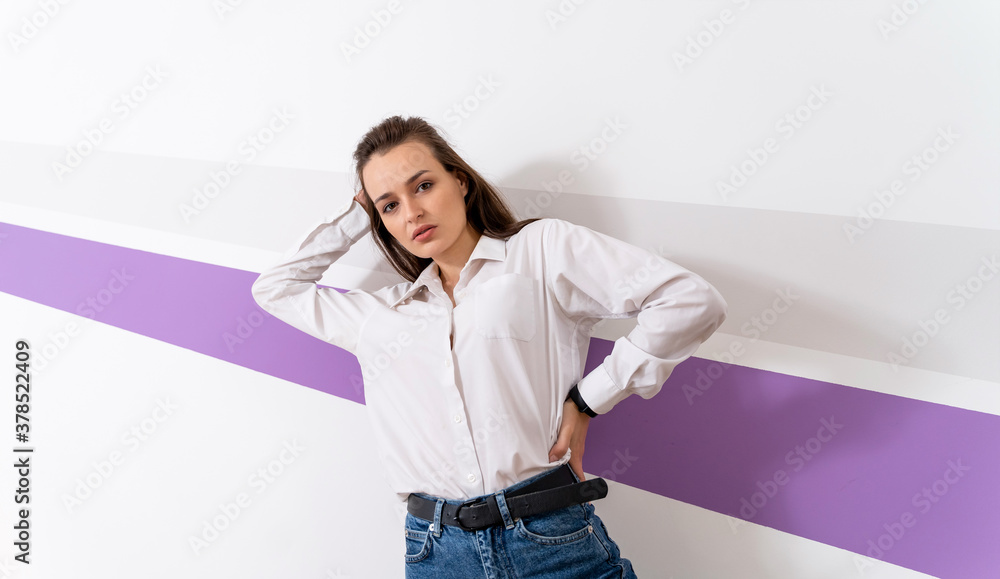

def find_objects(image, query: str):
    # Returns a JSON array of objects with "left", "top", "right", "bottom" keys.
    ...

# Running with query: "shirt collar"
[{"left": 389, "top": 233, "right": 507, "bottom": 309}]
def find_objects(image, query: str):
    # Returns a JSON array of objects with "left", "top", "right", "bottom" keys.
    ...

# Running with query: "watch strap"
[{"left": 566, "top": 384, "right": 597, "bottom": 417}]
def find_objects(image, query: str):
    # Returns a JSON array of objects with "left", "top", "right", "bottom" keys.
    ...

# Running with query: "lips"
[{"left": 412, "top": 225, "right": 435, "bottom": 240}]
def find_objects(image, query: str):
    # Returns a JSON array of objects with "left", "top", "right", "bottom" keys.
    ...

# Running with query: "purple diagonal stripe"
[
  {"left": 2, "top": 220, "right": 998, "bottom": 578},
  {"left": 581, "top": 341, "right": 999, "bottom": 579},
  {"left": 0, "top": 221, "right": 363, "bottom": 403}
]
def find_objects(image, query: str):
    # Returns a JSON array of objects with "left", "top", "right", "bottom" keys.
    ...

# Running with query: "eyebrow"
[{"left": 372, "top": 169, "right": 430, "bottom": 206}]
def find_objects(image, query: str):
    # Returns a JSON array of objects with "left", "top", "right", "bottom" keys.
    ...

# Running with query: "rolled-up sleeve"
[
  {"left": 543, "top": 218, "right": 728, "bottom": 415},
  {"left": 251, "top": 198, "right": 377, "bottom": 355}
]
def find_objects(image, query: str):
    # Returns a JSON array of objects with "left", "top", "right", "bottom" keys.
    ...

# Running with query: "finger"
[
  {"left": 549, "top": 425, "right": 572, "bottom": 462},
  {"left": 548, "top": 440, "right": 565, "bottom": 463}
]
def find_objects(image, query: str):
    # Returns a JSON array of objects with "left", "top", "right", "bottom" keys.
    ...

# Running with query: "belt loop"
[
  {"left": 432, "top": 498, "right": 445, "bottom": 538},
  {"left": 494, "top": 490, "right": 515, "bottom": 530}
]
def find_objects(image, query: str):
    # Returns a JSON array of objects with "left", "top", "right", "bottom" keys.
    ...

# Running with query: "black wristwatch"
[{"left": 566, "top": 384, "right": 597, "bottom": 418}]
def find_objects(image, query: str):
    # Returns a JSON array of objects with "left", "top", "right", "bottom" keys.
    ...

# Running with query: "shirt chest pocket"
[{"left": 473, "top": 273, "right": 537, "bottom": 342}]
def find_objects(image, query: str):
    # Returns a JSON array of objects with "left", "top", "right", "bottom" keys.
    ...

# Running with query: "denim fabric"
[{"left": 404, "top": 464, "right": 638, "bottom": 578}]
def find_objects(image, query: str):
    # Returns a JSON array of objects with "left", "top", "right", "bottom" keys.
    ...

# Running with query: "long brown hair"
[{"left": 352, "top": 115, "right": 540, "bottom": 282}]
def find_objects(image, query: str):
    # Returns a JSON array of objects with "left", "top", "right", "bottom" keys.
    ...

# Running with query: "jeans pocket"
[
  {"left": 403, "top": 514, "right": 432, "bottom": 563},
  {"left": 514, "top": 503, "right": 593, "bottom": 546}
]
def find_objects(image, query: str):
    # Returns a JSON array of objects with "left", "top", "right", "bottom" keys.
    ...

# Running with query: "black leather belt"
[{"left": 406, "top": 464, "right": 609, "bottom": 531}]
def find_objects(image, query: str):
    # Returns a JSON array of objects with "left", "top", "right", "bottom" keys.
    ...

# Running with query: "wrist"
[{"left": 566, "top": 384, "right": 597, "bottom": 418}]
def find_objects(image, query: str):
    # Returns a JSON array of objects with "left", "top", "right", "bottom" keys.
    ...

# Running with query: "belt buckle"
[{"left": 452, "top": 497, "right": 485, "bottom": 531}]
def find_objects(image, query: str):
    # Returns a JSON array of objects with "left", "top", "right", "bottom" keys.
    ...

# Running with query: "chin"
[{"left": 402, "top": 244, "right": 431, "bottom": 260}]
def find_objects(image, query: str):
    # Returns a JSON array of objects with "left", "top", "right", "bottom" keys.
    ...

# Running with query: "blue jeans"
[{"left": 404, "top": 464, "right": 638, "bottom": 578}]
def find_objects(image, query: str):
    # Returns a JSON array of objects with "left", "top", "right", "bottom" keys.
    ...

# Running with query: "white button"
[
  {"left": 467, "top": 473, "right": 476, "bottom": 482},
  {"left": 453, "top": 414, "right": 462, "bottom": 423},
  {"left": 444, "top": 358, "right": 452, "bottom": 367}
]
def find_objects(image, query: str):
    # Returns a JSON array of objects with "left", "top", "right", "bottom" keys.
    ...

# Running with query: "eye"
[{"left": 382, "top": 182, "right": 431, "bottom": 214}]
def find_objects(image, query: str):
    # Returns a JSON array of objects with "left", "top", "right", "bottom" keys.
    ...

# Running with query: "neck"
[{"left": 435, "top": 223, "right": 481, "bottom": 288}]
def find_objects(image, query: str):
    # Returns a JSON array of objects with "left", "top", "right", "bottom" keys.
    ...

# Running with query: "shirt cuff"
[
  {"left": 575, "top": 362, "right": 629, "bottom": 416},
  {"left": 332, "top": 199, "right": 371, "bottom": 243}
]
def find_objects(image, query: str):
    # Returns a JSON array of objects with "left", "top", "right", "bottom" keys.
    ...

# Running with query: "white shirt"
[{"left": 251, "top": 198, "right": 728, "bottom": 504}]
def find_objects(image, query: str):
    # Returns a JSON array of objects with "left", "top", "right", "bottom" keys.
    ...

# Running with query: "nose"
[{"left": 403, "top": 197, "right": 423, "bottom": 222}]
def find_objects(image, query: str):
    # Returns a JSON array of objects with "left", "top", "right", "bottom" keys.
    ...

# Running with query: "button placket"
[{"left": 438, "top": 300, "right": 478, "bottom": 489}]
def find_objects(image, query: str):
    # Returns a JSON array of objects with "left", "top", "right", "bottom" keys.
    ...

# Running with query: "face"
[{"left": 363, "top": 140, "right": 473, "bottom": 262}]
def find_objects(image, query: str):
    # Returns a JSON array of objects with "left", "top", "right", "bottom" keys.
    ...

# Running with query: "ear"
[{"left": 456, "top": 169, "right": 469, "bottom": 197}]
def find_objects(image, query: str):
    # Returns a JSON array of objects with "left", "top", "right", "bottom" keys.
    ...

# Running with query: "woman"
[{"left": 251, "top": 115, "right": 728, "bottom": 578}]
